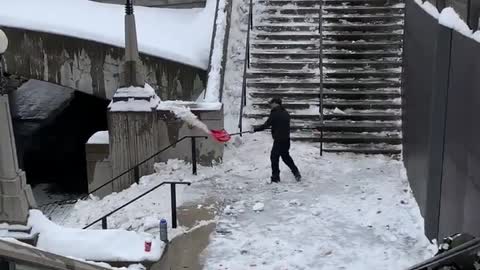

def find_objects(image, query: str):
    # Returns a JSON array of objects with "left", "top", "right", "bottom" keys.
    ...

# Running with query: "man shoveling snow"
[
  {"left": 166, "top": 100, "right": 301, "bottom": 183},
  {"left": 253, "top": 98, "right": 302, "bottom": 183}
]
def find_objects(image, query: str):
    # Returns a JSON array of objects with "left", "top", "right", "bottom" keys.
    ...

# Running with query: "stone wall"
[
  {"left": 107, "top": 107, "right": 223, "bottom": 192},
  {"left": 0, "top": 26, "right": 206, "bottom": 100}
]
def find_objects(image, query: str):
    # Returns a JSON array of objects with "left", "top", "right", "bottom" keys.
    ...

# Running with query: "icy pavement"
[
  {"left": 47, "top": 134, "right": 435, "bottom": 269},
  {"left": 198, "top": 134, "right": 436, "bottom": 269}
]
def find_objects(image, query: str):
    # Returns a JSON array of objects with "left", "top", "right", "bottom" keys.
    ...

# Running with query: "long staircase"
[{"left": 246, "top": 0, "right": 404, "bottom": 155}]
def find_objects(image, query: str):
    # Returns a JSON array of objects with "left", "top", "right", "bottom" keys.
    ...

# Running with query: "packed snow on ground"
[
  {"left": 88, "top": 131, "right": 109, "bottom": 144},
  {"left": 28, "top": 210, "right": 163, "bottom": 262},
  {"left": 0, "top": 0, "right": 217, "bottom": 69},
  {"left": 57, "top": 131, "right": 435, "bottom": 269}
]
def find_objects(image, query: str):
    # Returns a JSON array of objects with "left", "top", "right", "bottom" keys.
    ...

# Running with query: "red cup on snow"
[{"left": 144, "top": 239, "right": 152, "bottom": 252}]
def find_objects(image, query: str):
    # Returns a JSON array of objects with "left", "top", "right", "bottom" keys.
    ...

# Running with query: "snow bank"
[
  {"left": 28, "top": 210, "right": 164, "bottom": 262},
  {"left": 0, "top": 0, "right": 216, "bottom": 69},
  {"left": 88, "top": 131, "right": 109, "bottom": 144},
  {"left": 204, "top": 0, "right": 228, "bottom": 102},
  {"left": 109, "top": 83, "right": 161, "bottom": 112},
  {"left": 438, "top": 7, "right": 472, "bottom": 36}
]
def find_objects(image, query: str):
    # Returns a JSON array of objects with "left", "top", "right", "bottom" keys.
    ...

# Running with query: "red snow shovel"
[{"left": 210, "top": 130, "right": 253, "bottom": 143}]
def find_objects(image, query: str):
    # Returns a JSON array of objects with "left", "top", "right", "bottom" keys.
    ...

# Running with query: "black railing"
[
  {"left": 318, "top": 1, "right": 324, "bottom": 156},
  {"left": 40, "top": 135, "right": 207, "bottom": 208},
  {"left": 238, "top": 0, "right": 254, "bottom": 135},
  {"left": 83, "top": 181, "right": 191, "bottom": 230},
  {"left": 407, "top": 237, "right": 480, "bottom": 270}
]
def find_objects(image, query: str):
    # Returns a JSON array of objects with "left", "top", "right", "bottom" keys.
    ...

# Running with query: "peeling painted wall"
[{"left": 1, "top": 26, "right": 207, "bottom": 100}]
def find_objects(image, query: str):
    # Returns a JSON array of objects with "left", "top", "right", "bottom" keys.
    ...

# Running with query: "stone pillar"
[{"left": 0, "top": 94, "right": 36, "bottom": 224}]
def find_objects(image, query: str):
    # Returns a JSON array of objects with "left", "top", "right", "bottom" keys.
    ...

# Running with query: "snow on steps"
[
  {"left": 318, "top": 0, "right": 405, "bottom": 154},
  {"left": 242, "top": 0, "right": 404, "bottom": 153}
]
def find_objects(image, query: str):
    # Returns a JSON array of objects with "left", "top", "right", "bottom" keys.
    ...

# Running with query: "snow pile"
[
  {"left": 414, "top": 0, "right": 480, "bottom": 43},
  {"left": 0, "top": 0, "right": 216, "bottom": 69},
  {"left": 415, "top": 0, "right": 439, "bottom": 18},
  {"left": 438, "top": 7, "right": 472, "bottom": 36},
  {"left": 109, "top": 83, "right": 160, "bottom": 112},
  {"left": 62, "top": 159, "right": 201, "bottom": 231},
  {"left": 204, "top": 0, "right": 228, "bottom": 102},
  {"left": 0, "top": 29, "right": 7, "bottom": 54},
  {"left": 87, "top": 131, "right": 110, "bottom": 144},
  {"left": 157, "top": 102, "right": 211, "bottom": 134},
  {"left": 28, "top": 210, "right": 163, "bottom": 262}
]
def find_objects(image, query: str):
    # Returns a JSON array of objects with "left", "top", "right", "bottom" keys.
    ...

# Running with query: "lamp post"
[
  {"left": 119, "top": 0, "right": 145, "bottom": 89},
  {"left": 0, "top": 29, "right": 36, "bottom": 225}
]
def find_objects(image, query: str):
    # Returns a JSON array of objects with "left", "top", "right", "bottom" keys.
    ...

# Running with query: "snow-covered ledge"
[{"left": 415, "top": 0, "right": 480, "bottom": 42}]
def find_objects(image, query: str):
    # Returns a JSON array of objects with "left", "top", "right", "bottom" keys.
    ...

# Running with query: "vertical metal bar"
[
  {"left": 134, "top": 166, "right": 140, "bottom": 184},
  {"left": 318, "top": 1, "right": 324, "bottom": 157},
  {"left": 102, "top": 217, "right": 107, "bottom": 229},
  {"left": 249, "top": 0, "right": 253, "bottom": 29},
  {"left": 170, "top": 184, "right": 177, "bottom": 229},
  {"left": 191, "top": 137, "right": 197, "bottom": 175}
]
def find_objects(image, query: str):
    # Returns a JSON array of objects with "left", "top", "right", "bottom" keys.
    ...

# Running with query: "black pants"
[{"left": 271, "top": 140, "right": 299, "bottom": 180}]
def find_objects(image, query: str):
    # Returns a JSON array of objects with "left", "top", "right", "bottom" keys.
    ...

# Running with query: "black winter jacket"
[{"left": 254, "top": 106, "right": 291, "bottom": 141}]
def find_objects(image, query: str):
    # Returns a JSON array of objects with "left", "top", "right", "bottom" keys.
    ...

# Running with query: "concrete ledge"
[{"left": 0, "top": 239, "right": 110, "bottom": 270}]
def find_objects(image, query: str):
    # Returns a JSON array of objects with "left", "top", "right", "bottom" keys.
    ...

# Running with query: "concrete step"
[
  {"left": 322, "top": 88, "right": 401, "bottom": 99},
  {"left": 260, "top": 14, "right": 320, "bottom": 23},
  {"left": 247, "top": 78, "right": 320, "bottom": 88},
  {"left": 323, "top": 31, "right": 404, "bottom": 41},
  {"left": 262, "top": 7, "right": 320, "bottom": 15},
  {"left": 255, "top": 31, "right": 320, "bottom": 40},
  {"left": 322, "top": 23, "right": 404, "bottom": 31},
  {"left": 322, "top": 59, "right": 402, "bottom": 68},
  {"left": 248, "top": 68, "right": 319, "bottom": 77},
  {"left": 323, "top": 14, "right": 404, "bottom": 23},
  {"left": 324, "top": 68, "right": 401, "bottom": 78},
  {"left": 322, "top": 143, "right": 402, "bottom": 154},
  {"left": 323, "top": 49, "right": 402, "bottom": 59},
  {"left": 259, "top": 0, "right": 322, "bottom": 7},
  {"left": 324, "top": 111, "right": 401, "bottom": 121},
  {"left": 322, "top": 40, "right": 403, "bottom": 49},
  {"left": 250, "top": 49, "right": 319, "bottom": 59},
  {"left": 321, "top": 132, "right": 402, "bottom": 144},
  {"left": 252, "top": 39, "right": 320, "bottom": 49},
  {"left": 322, "top": 99, "right": 401, "bottom": 110},
  {"left": 255, "top": 24, "right": 319, "bottom": 32},
  {"left": 250, "top": 59, "right": 319, "bottom": 69},
  {"left": 323, "top": 5, "right": 404, "bottom": 14},
  {"left": 248, "top": 87, "right": 401, "bottom": 98},
  {"left": 322, "top": 78, "right": 401, "bottom": 88},
  {"left": 322, "top": 120, "right": 401, "bottom": 132},
  {"left": 322, "top": 0, "right": 403, "bottom": 6}
]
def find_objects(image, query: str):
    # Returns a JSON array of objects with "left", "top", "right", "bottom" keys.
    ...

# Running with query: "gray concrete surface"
[{"left": 94, "top": 0, "right": 206, "bottom": 8}]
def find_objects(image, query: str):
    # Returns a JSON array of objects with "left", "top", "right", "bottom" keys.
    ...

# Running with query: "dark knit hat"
[{"left": 269, "top": 98, "right": 282, "bottom": 105}]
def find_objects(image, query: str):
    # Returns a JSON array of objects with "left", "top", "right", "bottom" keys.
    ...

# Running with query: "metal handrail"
[
  {"left": 318, "top": 0, "right": 324, "bottom": 156},
  {"left": 83, "top": 181, "right": 191, "bottom": 230},
  {"left": 238, "top": 0, "right": 253, "bottom": 135},
  {"left": 40, "top": 135, "right": 207, "bottom": 207}
]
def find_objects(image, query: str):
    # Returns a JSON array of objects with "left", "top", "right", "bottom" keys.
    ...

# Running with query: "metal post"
[
  {"left": 249, "top": 0, "right": 253, "bottom": 30},
  {"left": 101, "top": 217, "right": 108, "bottom": 229},
  {"left": 134, "top": 166, "right": 140, "bottom": 184},
  {"left": 170, "top": 183, "right": 177, "bottom": 229},
  {"left": 191, "top": 137, "right": 197, "bottom": 175}
]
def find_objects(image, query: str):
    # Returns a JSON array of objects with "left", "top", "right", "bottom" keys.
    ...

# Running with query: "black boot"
[
  {"left": 294, "top": 172, "right": 302, "bottom": 182},
  {"left": 271, "top": 176, "right": 280, "bottom": 183}
]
